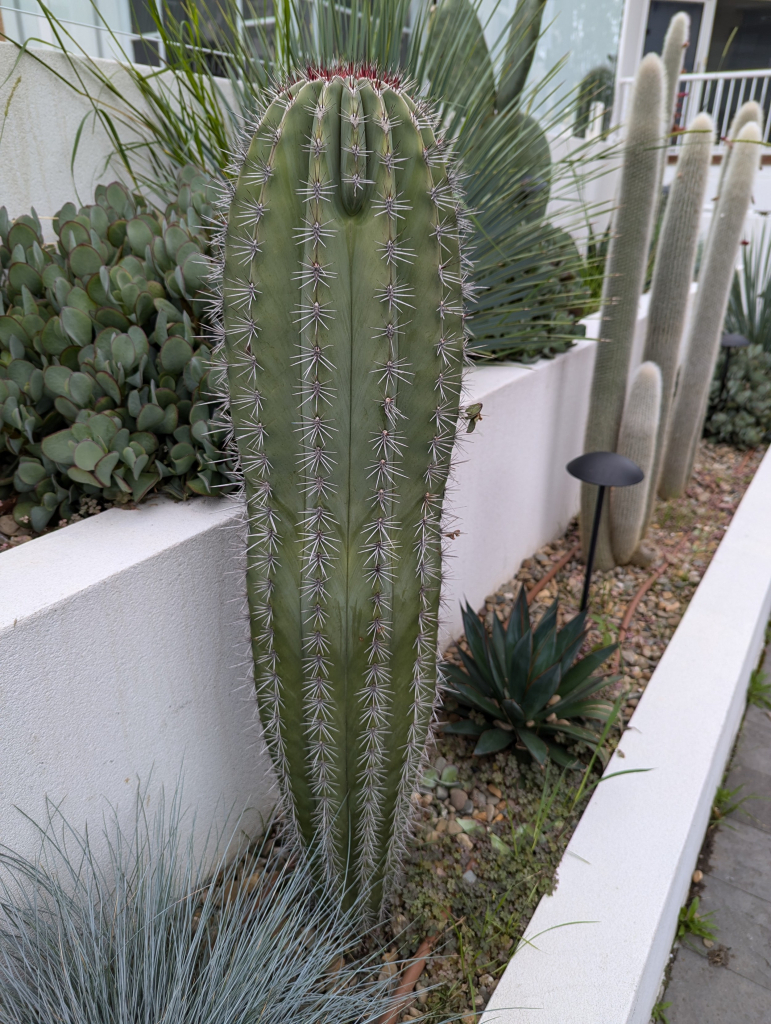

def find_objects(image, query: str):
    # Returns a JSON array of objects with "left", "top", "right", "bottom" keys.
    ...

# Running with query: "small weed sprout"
[{"left": 676, "top": 897, "right": 716, "bottom": 945}]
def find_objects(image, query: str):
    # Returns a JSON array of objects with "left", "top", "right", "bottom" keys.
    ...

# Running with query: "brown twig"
[
  {"left": 526, "top": 544, "right": 581, "bottom": 605},
  {"left": 377, "top": 938, "right": 435, "bottom": 1024}
]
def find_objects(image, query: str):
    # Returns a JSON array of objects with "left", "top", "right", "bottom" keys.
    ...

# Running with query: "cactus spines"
[
  {"left": 580, "top": 53, "right": 664, "bottom": 570},
  {"left": 641, "top": 112, "right": 712, "bottom": 529},
  {"left": 660, "top": 121, "right": 761, "bottom": 498},
  {"left": 610, "top": 362, "right": 662, "bottom": 565},
  {"left": 716, "top": 101, "right": 762, "bottom": 196},
  {"left": 218, "top": 70, "right": 467, "bottom": 915}
]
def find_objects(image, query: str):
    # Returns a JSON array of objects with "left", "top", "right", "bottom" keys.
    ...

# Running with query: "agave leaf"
[
  {"left": 556, "top": 699, "right": 615, "bottom": 723},
  {"left": 507, "top": 629, "right": 532, "bottom": 704},
  {"left": 559, "top": 643, "right": 617, "bottom": 696},
  {"left": 447, "top": 681, "right": 502, "bottom": 722},
  {"left": 554, "top": 610, "right": 587, "bottom": 662},
  {"left": 441, "top": 719, "right": 485, "bottom": 736},
  {"left": 517, "top": 727, "right": 549, "bottom": 765},
  {"left": 521, "top": 663, "right": 561, "bottom": 720},
  {"left": 457, "top": 646, "right": 498, "bottom": 699},
  {"left": 539, "top": 721, "right": 600, "bottom": 743},
  {"left": 532, "top": 596, "right": 559, "bottom": 649},
  {"left": 473, "top": 728, "right": 514, "bottom": 757},
  {"left": 506, "top": 587, "right": 530, "bottom": 648},
  {"left": 501, "top": 697, "right": 525, "bottom": 724}
]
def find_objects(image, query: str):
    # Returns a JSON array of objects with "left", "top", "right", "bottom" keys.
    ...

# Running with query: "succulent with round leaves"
[
  {"left": 441, "top": 591, "right": 616, "bottom": 766},
  {"left": 0, "top": 168, "right": 234, "bottom": 532},
  {"left": 217, "top": 69, "right": 467, "bottom": 918}
]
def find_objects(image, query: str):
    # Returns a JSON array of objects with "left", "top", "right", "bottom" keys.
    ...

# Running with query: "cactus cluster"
[
  {"left": 580, "top": 11, "right": 760, "bottom": 567},
  {"left": 0, "top": 170, "right": 232, "bottom": 532},
  {"left": 214, "top": 69, "right": 468, "bottom": 916}
]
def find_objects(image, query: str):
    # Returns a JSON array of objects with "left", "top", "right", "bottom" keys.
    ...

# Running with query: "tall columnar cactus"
[
  {"left": 660, "top": 121, "right": 761, "bottom": 498},
  {"left": 640, "top": 112, "right": 712, "bottom": 528},
  {"left": 217, "top": 70, "right": 467, "bottom": 916},
  {"left": 580, "top": 53, "right": 664, "bottom": 570},
  {"left": 661, "top": 13, "right": 689, "bottom": 139},
  {"left": 610, "top": 362, "right": 662, "bottom": 565},
  {"left": 716, "top": 101, "right": 762, "bottom": 198}
]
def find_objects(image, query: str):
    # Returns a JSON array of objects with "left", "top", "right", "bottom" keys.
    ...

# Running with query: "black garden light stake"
[
  {"left": 718, "top": 332, "right": 750, "bottom": 404},
  {"left": 567, "top": 451, "right": 644, "bottom": 611}
]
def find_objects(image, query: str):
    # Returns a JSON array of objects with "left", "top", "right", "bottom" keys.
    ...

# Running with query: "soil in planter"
[{"left": 381, "top": 440, "right": 766, "bottom": 1024}]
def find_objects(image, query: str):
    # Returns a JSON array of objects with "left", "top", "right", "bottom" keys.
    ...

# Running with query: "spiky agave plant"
[{"left": 214, "top": 68, "right": 468, "bottom": 917}]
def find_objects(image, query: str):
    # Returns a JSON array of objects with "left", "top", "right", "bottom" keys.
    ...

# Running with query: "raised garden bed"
[{"left": 375, "top": 440, "right": 768, "bottom": 1024}]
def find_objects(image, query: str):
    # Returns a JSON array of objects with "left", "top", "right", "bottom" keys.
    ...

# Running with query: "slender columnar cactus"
[
  {"left": 661, "top": 13, "right": 689, "bottom": 139},
  {"left": 716, "top": 101, "right": 762, "bottom": 198},
  {"left": 641, "top": 112, "right": 712, "bottom": 525},
  {"left": 497, "top": 0, "right": 546, "bottom": 111},
  {"left": 217, "top": 70, "right": 467, "bottom": 916},
  {"left": 580, "top": 54, "right": 664, "bottom": 570},
  {"left": 660, "top": 121, "right": 761, "bottom": 497},
  {"left": 610, "top": 362, "right": 662, "bottom": 565}
]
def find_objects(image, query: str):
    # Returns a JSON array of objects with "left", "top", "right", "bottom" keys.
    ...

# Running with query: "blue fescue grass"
[{"left": 0, "top": 785, "right": 397, "bottom": 1024}]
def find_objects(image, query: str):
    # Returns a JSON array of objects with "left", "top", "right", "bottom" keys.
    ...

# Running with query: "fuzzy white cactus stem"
[
  {"left": 611, "top": 362, "right": 662, "bottom": 565},
  {"left": 660, "top": 121, "right": 761, "bottom": 497},
  {"left": 641, "top": 112, "right": 712, "bottom": 528},
  {"left": 580, "top": 53, "right": 664, "bottom": 571}
]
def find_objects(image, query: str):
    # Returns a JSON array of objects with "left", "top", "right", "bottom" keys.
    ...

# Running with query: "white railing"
[{"left": 617, "top": 69, "right": 771, "bottom": 147}]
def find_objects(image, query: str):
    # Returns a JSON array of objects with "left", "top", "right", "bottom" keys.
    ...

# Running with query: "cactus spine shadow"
[
  {"left": 216, "top": 71, "right": 467, "bottom": 917},
  {"left": 580, "top": 53, "right": 664, "bottom": 570}
]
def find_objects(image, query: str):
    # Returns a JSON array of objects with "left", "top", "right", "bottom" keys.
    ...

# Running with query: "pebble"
[
  {"left": 0, "top": 515, "right": 19, "bottom": 536},
  {"left": 462, "top": 869, "right": 477, "bottom": 884},
  {"left": 693, "top": 869, "right": 704, "bottom": 883},
  {"left": 456, "top": 833, "right": 474, "bottom": 851},
  {"left": 487, "top": 783, "right": 503, "bottom": 798},
  {"left": 450, "top": 788, "right": 468, "bottom": 811},
  {"left": 435, "top": 785, "right": 449, "bottom": 800},
  {"left": 447, "top": 819, "right": 463, "bottom": 835},
  {"left": 703, "top": 938, "right": 714, "bottom": 949},
  {"left": 435, "top": 756, "right": 447, "bottom": 773}
]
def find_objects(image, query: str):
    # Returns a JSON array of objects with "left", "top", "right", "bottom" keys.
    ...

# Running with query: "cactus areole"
[{"left": 217, "top": 69, "right": 468, "bottom": 916}]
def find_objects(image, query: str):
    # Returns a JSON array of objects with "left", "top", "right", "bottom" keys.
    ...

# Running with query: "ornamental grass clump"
[
  {"left": 213, "top": 68, "right": 468, "bottom": 918},
  {"left": 0, "top": 168, "right": 233, "bottom": 531},
  {"left": 440, "top": 590, "right": 616, "bottom": 766},
  {"left": 0, "top": 791, "right": 395, "bottom": 1024}
]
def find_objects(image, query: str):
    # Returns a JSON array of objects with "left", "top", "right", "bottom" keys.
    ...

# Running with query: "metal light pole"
[{"left": 567, "top": 451, "right": 645, "bottom": 611}]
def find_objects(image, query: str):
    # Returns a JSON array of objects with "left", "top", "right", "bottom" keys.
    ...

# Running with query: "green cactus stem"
[
  {"left": 610, "top": 361, "right": 662, "bottom": 565},
  {"left": 580, "top": 53, "right": 664, "bottom": 571},
  {"left": 660, "top": 121, "right": 761, "bottom": 498},
  {"left": 641, "top": 112, "right": 712, "bottom": 527},
  {"left": 496, "top": 0, "right": 546, "bottom": 111},
  {"left": 217, "top": 70, "right": 467, "bottom": 917}
]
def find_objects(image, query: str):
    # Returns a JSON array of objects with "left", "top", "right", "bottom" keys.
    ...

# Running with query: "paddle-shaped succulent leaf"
[
  {"left": 216, "top": 70, "right": 468, "bottom": 918},
  {"left": 441, "top": 590, "right": 616, "bottom": 766}
]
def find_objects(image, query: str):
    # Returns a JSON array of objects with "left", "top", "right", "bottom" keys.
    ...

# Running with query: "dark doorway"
[{"left": 644, "top": 1, "right": 704, "bottom": 72}]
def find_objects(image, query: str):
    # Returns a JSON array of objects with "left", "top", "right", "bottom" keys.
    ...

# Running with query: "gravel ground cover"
[{"left": 380, "top": 440, "right": 767, "bottom": 1023}]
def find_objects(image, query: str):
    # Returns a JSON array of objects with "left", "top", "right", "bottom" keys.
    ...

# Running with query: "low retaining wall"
[
  {"left": 0, "top": 497, "right": 273, "bottom": 863},
  {"left": 484, "top": 443, "right": 771, "bottom": 1024},
  {"left": 0, "top": 339, "right": 600, "bottom": 859}
]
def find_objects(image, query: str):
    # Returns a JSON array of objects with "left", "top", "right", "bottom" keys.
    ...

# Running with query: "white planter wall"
[{"left": 0, "top": 498, "right": 275, "bottom": 864}]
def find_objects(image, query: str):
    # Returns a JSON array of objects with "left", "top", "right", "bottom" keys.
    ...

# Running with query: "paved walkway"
[{"left": 663, "top": 643, "right": 771, "bottom": 1022}]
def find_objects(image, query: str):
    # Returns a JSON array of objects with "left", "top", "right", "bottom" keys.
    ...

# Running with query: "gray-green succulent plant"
[{"left": 0, "top": 169, "right": 232, "bottom": 532}]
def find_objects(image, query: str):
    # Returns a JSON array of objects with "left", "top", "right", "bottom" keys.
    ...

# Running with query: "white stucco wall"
[{"left": 0, "top": 498, "right": 275, "bottom": 865}]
